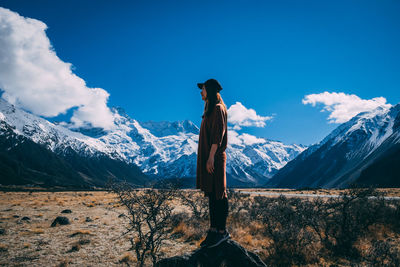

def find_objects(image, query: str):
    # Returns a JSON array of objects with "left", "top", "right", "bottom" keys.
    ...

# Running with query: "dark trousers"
[{"left": 208, "top": 194, "right": 229, "bottom": 231}]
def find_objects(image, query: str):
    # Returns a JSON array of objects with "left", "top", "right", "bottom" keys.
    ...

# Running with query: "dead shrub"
[{"left": 106, "top": 178, "right": 179, "bottom": 267}]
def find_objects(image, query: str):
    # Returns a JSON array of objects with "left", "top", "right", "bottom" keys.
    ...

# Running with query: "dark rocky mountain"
[
  {"left": 267, "top": 104, "right": 400, "bottom": 188},
  {"left": 0, "top": 120, "right": 148, "bottom": 189}
]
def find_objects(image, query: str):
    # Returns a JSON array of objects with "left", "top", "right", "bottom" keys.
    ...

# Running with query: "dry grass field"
[
  {"left": 0, "top": 188, "right": 399, "bottom": 266},
  {"left": 0, "top": 191, "right": 198, "bottom": 266}
]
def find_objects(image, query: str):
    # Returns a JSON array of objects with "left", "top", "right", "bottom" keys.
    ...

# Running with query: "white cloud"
[
  {"left": 227, "top": 102, "right": 273, "bottom": 130},
  {"left": 228, "top": 130, "right": 266, "bottom": 146},
  {"left": 302, "top": 92, "right": 392, "bottom": 124},
  {"left": 0, "top": 7, "right": 115, "bottom": 130}
]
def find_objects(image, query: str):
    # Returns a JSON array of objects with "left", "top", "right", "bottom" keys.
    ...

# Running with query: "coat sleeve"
[{"left": 210, "top": 105, "right": 226, "bottom": 147}]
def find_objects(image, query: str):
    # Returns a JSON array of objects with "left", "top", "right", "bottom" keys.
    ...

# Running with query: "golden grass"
[
  {"left": 69, "top": 229, "right": 93, "bottom": 237},
  {"left": 171, "top": 220, "right": 205, "bottom": 242},
  {"left": 237, "top": 231, "right": 255, "bottom": 246},
  {"left": 0, "top": 243, "right": 7, "bottom": 252},
  {"left": 172, "top": 222, "right": 186, "bottom": 236},
  {"left": 119, "top": 252, "right": 136, "bottom": 264},
  {"left": 195, "top": 237, "right": 205, "bottom": 247},
  {"left": 247, "top": 221, "right": 265, "bottom": 236},
  {"left": 19, "top": 230, "right": 33, "bottom": 236},
  {"left": 31, "top": 200, "right": 41, "bottom": 206},
  {"left": 30, "top": 228, "right": 45, "bottom": 234},
  {"left": 57, "top": 258, "right": 72, "bottom": 267}
]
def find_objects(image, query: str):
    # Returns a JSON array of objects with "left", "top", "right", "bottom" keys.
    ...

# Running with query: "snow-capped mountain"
[
  {"left": 0, "top": 98, "right": 148, "bottom": 188},
  {"left": 267, "top": 104, "right": 400, "bottom": 188},
  {"left": 226, "top": 132, "right": 306, "bottom": 185},
  {"left": 0, "top": 98, "right": 306, "bottom": 187},
  {"left": 86, "top": 107, "right": 305, "bottom": 185},
  {"left": 0, "top": 98, "right": 116, "bottom": 158}
]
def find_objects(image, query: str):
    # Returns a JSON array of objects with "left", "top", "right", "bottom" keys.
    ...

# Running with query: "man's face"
[{"left": 201, "top": 85, "right": 207, "bottom": 101}]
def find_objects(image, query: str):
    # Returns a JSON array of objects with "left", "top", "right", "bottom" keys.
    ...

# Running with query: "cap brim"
[{"left": 197, "top": 83, "right": 204, "bottom": 89}]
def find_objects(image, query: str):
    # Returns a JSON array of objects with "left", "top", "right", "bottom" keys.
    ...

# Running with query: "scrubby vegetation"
[
  {"left": 107, "top": 180, "right": 400, "bottom": 267},
  {"left": 2, "top": 185, "right": 398, "bottom": 266},
  {"left": 107, "top": 180, "right": 180, "bottom": 267},
  {"left": 246, "top": 187, "right": 400, "bottom": 266}
]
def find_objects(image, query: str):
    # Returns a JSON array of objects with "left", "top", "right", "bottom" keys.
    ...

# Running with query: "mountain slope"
[
  {"left": 0, "top": 98, "right": 305, "bottom": 187},
  {"left": 267, "top": 104, "right": 400, "bottom": 188},
  {"left": 0, "top": 103, "right": 148, "bottom": 189},
  {"left": 355, "top": 109, "right": 400, "bottom": 187},
  {"left": 70, "top": 106, "right": 306, "bottom": 185}
]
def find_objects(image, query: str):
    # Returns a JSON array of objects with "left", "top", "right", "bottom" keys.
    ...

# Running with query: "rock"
[
  {"left": 50, "top": 216, "right": 70, "bottom": 227},
  {"left": 67, "top": 239, "right": 90, "bottom": 253},
  {"left": 0, "top": 228, "right": 5, "bottom": 235},
  {"left": 61, "top": 209, "right": 72, "bottom": 213},
  {"left": 85, "top": 217, "right": 93, "bottom": 222},
  {"left": 69, "top": 243, "right": 80, "bottom": 252},
  {"left": 19, "top": 216, "right": 31, "bottom": 224},
  {"left": 13, "top": 215, "right": 19, "bottom": 218},
  {"left": 79, "top": 239, "right": 91, "bottom": 245},
  {"left": 155, "top": 239, "right": 267, "bottom": 267}
]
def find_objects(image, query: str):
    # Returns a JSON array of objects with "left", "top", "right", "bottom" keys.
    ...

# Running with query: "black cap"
[{"left": 197, "top": 78, "right": 223, "bottom": 92}]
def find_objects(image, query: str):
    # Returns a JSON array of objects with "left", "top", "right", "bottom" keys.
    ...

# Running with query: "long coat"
[{"left": 196, "top": 102, "right": 228, "bottom": 200}]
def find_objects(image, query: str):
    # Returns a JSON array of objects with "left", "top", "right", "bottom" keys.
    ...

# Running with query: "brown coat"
[{"left": 196, "top": 103, "right": 228, "bottom": 199}]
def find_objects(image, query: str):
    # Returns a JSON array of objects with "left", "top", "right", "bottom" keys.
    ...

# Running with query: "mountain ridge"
[
  {"left": 267, "top": 103, "right": 400, "bottom": 188},
  {"left": 0, "top": 98, "right": 306, "bottom": 187}
]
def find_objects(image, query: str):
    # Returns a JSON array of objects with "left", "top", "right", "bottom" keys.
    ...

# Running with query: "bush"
[
  {"left": 250, "top": 195, "right": 320, "bottom": 265},
  {"left": 227, "top": 189, "right": 251, "bottom": 222},
  {"left": 107, "top": 179, "right": 178, "bottom": 267},
  {"left": 366, "top": 239, "right": 400, "bottom": 267},
  {"left": 248, "top": 186, "right": 400, "bottom": 265},
  {"left": 178, "top": 190, "right": 209, "bottom": 220}
]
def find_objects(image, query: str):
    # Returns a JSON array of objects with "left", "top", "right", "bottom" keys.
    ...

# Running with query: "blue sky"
[{"left": 0, "top": 0, "right": 399, "bottom": 145}]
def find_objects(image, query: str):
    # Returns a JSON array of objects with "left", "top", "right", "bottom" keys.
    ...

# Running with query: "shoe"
[
  {"left": 207, "top": 230, "right": 230, "bottom": 248},
  {"left": 200, "top": 230, "right": 216, "bottom": 247}
]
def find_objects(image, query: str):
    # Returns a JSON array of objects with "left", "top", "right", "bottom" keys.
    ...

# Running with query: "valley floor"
[
  {"left": 0, "top": 191, "right": 197, "bottom": 266},
  {"left": 1, "top": 188, "right": 399, "bottom": 266}
]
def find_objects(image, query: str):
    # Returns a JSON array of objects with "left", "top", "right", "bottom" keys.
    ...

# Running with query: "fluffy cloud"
[
  {"left": 228, "top": 130, "right": 266, "bottom": 146},
  {"left": 302, "top": 92, "right": 392, "bottom": 124},
  {"left": 227, "top": 102, "right": 273, "bottom": 130},
  {"left": 0, "top": 7, "right": 115, "bottom": 130}
]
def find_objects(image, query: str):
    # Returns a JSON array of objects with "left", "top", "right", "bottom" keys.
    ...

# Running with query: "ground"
[{"left": 0, "top": 188, "right": 399, "bottom": 266}]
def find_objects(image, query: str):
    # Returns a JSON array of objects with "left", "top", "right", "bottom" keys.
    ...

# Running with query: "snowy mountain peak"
[
  {"left": 268, "top": 103, "right": 400, "bottom": 188},
  {"left": 0, "top": 97, "right": 306, "bottom": 186},
  {"left": 316, "top": 104, "right": 396, "bottom": 153},
  {"left": 139, "top": 119, "right": 200, "bottom": 137},
  {"left": 0, "top": 97, "right": 115, "bottom": 157},
  {"left": 111, "top": 106, "right": 130, "bottom": 119}
]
